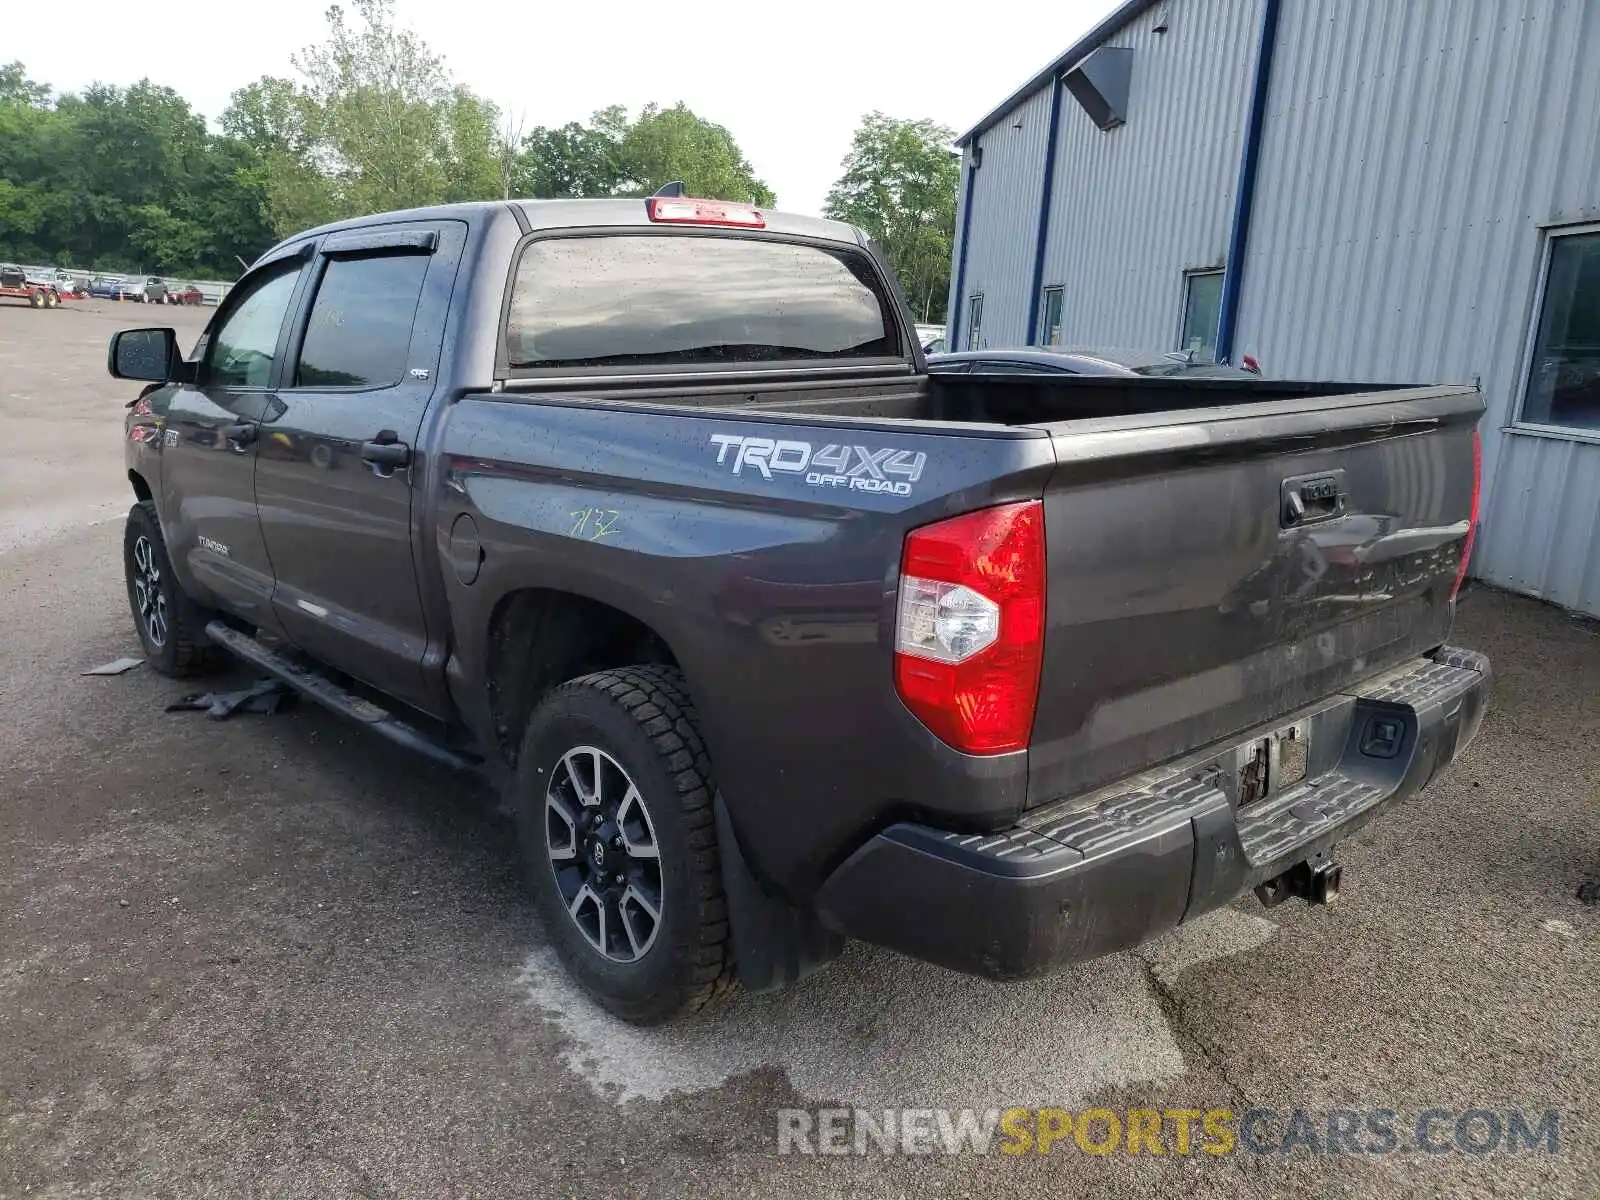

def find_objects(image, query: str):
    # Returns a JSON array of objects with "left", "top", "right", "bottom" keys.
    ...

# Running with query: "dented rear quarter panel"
[{"left": 435, "top": 394, "right": 1057, "bottom": 895}]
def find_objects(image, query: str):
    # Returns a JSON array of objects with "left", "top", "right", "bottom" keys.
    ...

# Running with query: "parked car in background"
[
  {"left": 50, "top": 270, "right": 89, "bottom": 295},
  {"left": 163, "top": 281, "right": 205, "bottom": 305},
  {"left": 86, "top": 276, "right": 121, "bottom": 300},
  {"left": 135, "top": 276, "right": 167, "bottom": 303},
  {"left": 914, "top": 323, "right": 947, "bottom": 354},
  {"left": 927, "top": 347, "right": 1263, "bottom": 378}
]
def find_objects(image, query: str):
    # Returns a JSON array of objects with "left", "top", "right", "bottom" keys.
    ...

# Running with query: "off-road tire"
[
  {"left": 515, "top": 664, "right": 736, "bottom": 1024},
  {"left": 123, "top": 501, "right": 217, "bottom": 677}
]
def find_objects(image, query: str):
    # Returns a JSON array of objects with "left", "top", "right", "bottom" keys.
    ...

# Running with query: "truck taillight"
[
  {"left": 646, "top": 197, "right": 766, "bottom": 228},
  {"left": 1450, "top": 428, "right": 1482, "bottom": 603},
  {"left": 893, "top": 500, "right": 1046, "bottom": 755}
]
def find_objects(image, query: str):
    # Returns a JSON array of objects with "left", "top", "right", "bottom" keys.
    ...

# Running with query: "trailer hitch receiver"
[{"left": 1255, "top": 857, "right": 1342, "bottom": 907}]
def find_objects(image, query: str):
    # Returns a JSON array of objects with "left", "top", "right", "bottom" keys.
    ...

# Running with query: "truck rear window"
[{"left": 505, "top": 234, "right": 898, "bottom": 370}]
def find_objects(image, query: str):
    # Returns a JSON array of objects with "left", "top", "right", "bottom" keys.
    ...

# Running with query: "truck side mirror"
[{"left": 108, "top": 327, "right": 191, "bottom": 383}]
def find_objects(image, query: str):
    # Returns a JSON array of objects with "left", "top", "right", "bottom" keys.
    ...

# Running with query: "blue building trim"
[
  {"left": 1025, "top": 74, "right": 1066, "bottom": 344},
  {"left": 1215, "top": 0, "right": 1283, "bottom": 364},
  {"left": 957, "top": 0, "right": 1161, "bottom": 145},
  {"left": 949, "top": 153, "right": 979, "bottom": 349}
]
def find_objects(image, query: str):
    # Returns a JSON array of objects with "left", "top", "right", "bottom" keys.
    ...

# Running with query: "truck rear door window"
[
  {"left": 505, "top": 234, "right": 898, "bottom": 370},
  {"left": 296, "top": 254, "right": 430, "bottom": 389}
]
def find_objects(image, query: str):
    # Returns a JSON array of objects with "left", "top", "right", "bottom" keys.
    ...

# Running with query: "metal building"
[{"left": 947, "top": 0, "right": 1600, "bottom": 615}]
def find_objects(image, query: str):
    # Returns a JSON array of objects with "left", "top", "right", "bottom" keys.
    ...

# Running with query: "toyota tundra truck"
[{"left": 108, "top": 194, "right": 1490, "bottom": 1024}]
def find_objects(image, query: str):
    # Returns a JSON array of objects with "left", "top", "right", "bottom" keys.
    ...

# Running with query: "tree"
[
  {"left": 0, "top": 64, "right": 55, "bottom": 259},
  {"left": 0, "top": 37, "right": 773, "bottom": 274},
  {"left": 515, "top": 116, "right": 623, "bottom": 199},
  {"left": 615, "top": 103, "right": 774, "bottom": 205},
  {"left": 292, "top": 0, "right": 452, "bottom": 214},
  {"left": 513, "top": 103, "right": 774, "bottom": 206},
  {"left": 186, "top": 135, "right": 279, "bottom": 269},
  {"left": 0, "top": 61, "right": 51, "bottom": 108},
  {"left": 221, "top": 77, "right": 341, "bottom": 237},
  {"left": 437, "top": 87, "right": 505, "bottom": 204},
  {"left": 824, "top": 113, "right": 959, "bottom": 321}
]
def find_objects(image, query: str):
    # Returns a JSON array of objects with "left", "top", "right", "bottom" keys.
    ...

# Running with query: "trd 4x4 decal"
[{"left": 709, "top": 434, "right": 927, "bottom": 496}]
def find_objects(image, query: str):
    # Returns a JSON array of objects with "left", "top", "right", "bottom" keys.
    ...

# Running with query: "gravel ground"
[{"left": 2, "top": 301, "right": 1597, "bottom": 1198}]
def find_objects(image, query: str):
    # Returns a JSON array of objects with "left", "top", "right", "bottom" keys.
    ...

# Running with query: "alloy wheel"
[
  {"left": 544, "top": 745, "right": 663, "bottom": 963},
  {"left": 131, "top": 534, "right": 169, "bottom": 648}
]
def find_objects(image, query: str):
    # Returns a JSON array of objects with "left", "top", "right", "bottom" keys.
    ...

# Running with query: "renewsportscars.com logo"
[
  {"left": 775, "top": 1107, "right": 1563, "bottom": 1158},
  {"left": 709, "top": 434, "right": 927, "bottom": 496}
]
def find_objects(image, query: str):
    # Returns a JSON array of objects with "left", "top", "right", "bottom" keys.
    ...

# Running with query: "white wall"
[
  {"left": 1240, "top": 0, "right": 1600, "bottom": 611},
  {"left": 952, "top": 0, "right": 1600, "bottom": 613}
]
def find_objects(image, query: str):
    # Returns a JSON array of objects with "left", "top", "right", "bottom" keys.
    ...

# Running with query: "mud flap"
[{"left": 714, "top": 794, "right": 843, "bottom": 993}]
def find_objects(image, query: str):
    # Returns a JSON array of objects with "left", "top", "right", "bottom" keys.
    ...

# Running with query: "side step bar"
[{"left": 204, "top": 621, "right": 481, "bottom": 772}]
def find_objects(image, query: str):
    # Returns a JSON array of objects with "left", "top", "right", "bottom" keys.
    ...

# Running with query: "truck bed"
[
  {"left": 501, "top": 366, "right": 1417, "bottom": 427},
  {"left": 451, "top": 371, "right": 1481, "bottom": 892}
]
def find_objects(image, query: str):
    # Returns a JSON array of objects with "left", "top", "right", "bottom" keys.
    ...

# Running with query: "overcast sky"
[{"left": 10, "top": 0, "right": 1114, "bottom": 215}]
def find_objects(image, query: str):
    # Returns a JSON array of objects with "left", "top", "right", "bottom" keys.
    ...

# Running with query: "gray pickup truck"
[{"left": 109, "top": 195, "right": 1490, "bottom": 1024}]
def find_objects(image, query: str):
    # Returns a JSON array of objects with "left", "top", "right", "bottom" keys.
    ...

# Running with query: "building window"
[
  {"left": 966, "top": 293, "right": 984, "bottom": 350},
  {"left": 1521, "top": 228, "right": 1600, "bottom": 432},
  {"left": 1040, "top": 286, "right": 1064, "bottom": 346},
  {"left": 1179, "top": 270, "right": 1224, "bottom": 362}
]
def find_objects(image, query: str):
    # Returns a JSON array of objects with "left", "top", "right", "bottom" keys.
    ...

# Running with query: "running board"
[{"left": 204, "top": 621, "right": 481, "bottom": 772}]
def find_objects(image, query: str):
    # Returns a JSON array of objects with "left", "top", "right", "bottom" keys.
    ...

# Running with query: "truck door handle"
[
  {"left": 360, "top": 431, "right": 411, "bottom": 472},
  {"left": 224, "top": 422, "right": 256, "bottom": 448}
]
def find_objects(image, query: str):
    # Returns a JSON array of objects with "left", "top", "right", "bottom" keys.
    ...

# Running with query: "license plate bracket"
[{"left": 1235, "top": 721, "right": 1309, "bottom": 808}]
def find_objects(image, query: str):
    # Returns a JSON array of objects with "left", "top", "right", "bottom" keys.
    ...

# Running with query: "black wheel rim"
[
  {"left": 544, "top": 745, "right": 663, "bottom": 963},
  {"left": 131, "top": 534, "right": 168, "bottom": 648}
]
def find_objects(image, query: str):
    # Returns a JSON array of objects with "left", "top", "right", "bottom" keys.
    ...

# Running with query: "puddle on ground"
[{"left": 517, "top": 907, "right": 1278, "bottom": 1107}]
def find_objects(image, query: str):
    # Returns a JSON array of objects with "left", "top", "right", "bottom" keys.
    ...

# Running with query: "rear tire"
[
  {"left": 123, "top": 502, "right": 217, "bottom": 677},
  {"left": 29, "top": 289, "right": 45, "bottom": 309},
  {"left": 514, "top": 665, "right": 736, "bottom": 1024},
  {"left": 44, "top": 290, "right": 59, "bottom": 308}
]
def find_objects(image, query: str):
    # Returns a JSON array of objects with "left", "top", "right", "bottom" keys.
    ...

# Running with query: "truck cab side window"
[
  {"left": 295, "top": 254, "right": 430, "bottom": 388},
  {"left": 206, "top": 266, "right": 304, "bottom": 388}
]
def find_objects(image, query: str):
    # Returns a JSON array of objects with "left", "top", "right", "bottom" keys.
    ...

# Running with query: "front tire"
[
  {"left": 123, "top": 502, "right": 216, "bottom": 677},
  {"left": 514, "top": 665, "right": 735, "bottom": 1024}
]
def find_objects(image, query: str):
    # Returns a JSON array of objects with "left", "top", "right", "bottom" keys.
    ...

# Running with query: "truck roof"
[{"left": 255, "top": 198, "right": 866, "bottom": 270}]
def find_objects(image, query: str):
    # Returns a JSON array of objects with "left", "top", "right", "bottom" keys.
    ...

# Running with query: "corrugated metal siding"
[
  {"left": 944, "top": 145, "right": 975, "bottom": 343},
  {"left": 1040, "top": 0, "right": 1264, "bottom": 349},
  {"left": 1476, "top": 434, "right": 1600, "bottom": 613},
  {"left": 956, "top": 0, "right": 1600, "bottom": 614},
  {"left": 952, "top": 85, "right": 1055, "bottom": 348},
  {"left": 1239, "top": 0, "right": 1600, "bottom": 612}
]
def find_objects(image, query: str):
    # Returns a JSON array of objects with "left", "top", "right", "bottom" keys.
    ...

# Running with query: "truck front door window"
[{"left": 207, "top": 266, "right": 303, "bottom": 388}]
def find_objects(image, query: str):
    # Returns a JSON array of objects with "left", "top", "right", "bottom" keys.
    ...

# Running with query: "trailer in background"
[{"left": 0, "top": 265, "right": 70, "bottom": 309}]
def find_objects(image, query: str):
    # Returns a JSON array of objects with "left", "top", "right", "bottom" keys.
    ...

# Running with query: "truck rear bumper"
[{"left": 813, "top": 647, "right": 1491, "bottom": 979}]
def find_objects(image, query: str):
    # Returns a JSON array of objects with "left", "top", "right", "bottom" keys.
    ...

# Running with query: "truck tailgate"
[{"left": 1026, "top": 384, "right": 1482, "bottom": 807}]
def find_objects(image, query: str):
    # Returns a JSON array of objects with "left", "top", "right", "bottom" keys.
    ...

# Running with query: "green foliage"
[
  {"left": 515, "top": 102, "right": 775, "bottom": 206},
  {"left": 616, "top": 103, "right": 775, "bottom": 205},
  {"left": 515, "top": 119, "right": 623, "bottom": 200},
  {"left": 824, "top": 113, "right": 959, "bottom": 322},
  {"left": 0, "top": 7, "right": 776, "bottom": 277},
  {"left": 0, "top": 64, "right": 273, "bottom": 275}
]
